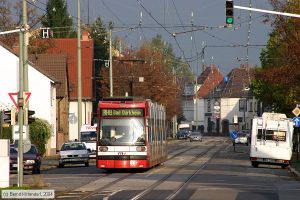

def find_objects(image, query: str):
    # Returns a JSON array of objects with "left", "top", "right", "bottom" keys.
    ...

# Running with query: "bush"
[
  {"left": 29, "top": 118, "right": 51, "bottom": 156},
  {"left": 0, "top": 126, "right": 13, "bottom": 143}
]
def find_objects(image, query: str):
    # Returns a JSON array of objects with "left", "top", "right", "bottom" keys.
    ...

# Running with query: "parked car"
[
  {"left": 176, "top": 130, "right": 189, "bottom": 139},
  {"left": 10, "top": 144, "right": 41, "bottom": 174},
  {"left": 234, "top": 132, "right": 250, "bottom": 145},
  {"left": 189, "top": 132, "right": 203, "bottom": 142},
  {"left": 58, "top": 141, "right": 90, "bottom": 168}
]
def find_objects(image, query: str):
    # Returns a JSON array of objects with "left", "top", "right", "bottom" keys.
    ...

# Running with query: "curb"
[{"left": 289, "top": 166, "right": 300, "bottom": 177}]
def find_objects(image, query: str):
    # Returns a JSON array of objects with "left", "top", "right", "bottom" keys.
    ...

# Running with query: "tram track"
[
  {"left": 55, "top": 138, "right": 221, "bottom": 199},
  {"left": 129, "top": 141, "right": 223, "bottom": 200},
  {"left": 76, "top": 140, "right": 216, "bottom": 200}
]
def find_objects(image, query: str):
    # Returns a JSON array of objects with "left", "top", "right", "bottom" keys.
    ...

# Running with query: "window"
[
  {"left": 257, "top": 129, "right": 286, "bottom": 141},
  {"left": 207, "top": 99, "right": 211, "bottom": 112},
  {"left": 249, "top": 101, "right": 253, "bottom": 112},
  {"left": 239, "top": 99, "right": 247, "bottom": 112},
  {"left": 238, "top": 117, "right": 243, "bottom": 123}
]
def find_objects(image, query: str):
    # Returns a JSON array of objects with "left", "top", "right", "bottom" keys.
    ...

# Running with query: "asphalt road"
[{"left": 9, "top": 137, "right": 300, "bottom": 200}]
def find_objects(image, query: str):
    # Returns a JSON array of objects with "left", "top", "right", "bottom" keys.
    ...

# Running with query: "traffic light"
[
  {"left": 3, "top": 109, "right": 17, "bottom": 125},
  {"left": 24, "top": 109, "right": 35, "bottom": 125},
  {"left": 226, "top": 0, "right": 234, "bottom": 27}
]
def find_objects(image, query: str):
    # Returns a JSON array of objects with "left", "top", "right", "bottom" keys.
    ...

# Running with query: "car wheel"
[
  {"left": 251, "top": 161, "right": 258, "bottom": 168},
  {"left": 85, "top": 162, "right": 89, "bottom": 167},
  {"left": 32, "top": 165, "right": 40, "bottom": 174},
  {"left": 281, "top": 164, "right": 288, "bottom": 169},
  {"left": 58, "top": 163, "right": 64, "bottom": 168}
]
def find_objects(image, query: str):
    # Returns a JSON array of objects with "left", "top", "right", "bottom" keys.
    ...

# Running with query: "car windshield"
[
  {"left": 10, "top": 148, "right": 18, "bottom": 154},
  {"left": 191, "top": 132, "right": 200, "bottom": 136},
  {"left": 61, "top": 143, "right": 86, "bottom": 151},
  {"left": 80, "top": 131, "right": 97, "bottom": 142},
  {"left": 238, "top": 133, "right": 247, "bottom": 137},
  {"left": 99, "top": 118, "right": 145, "bottom": 146},
  {"left": 10, "top": 145, "right": 38, "bottom": 154}
]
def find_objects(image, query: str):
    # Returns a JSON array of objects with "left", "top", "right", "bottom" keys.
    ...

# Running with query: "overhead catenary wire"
[{"left": 136, "top": 0, "right": 191, "bottom": 71}]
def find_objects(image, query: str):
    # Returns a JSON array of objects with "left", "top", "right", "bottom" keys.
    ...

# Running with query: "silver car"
[
  {"left": 58, "top": 142, "right": 90, "bottom": 167},
  {"left": 190, "top": 132, "right": 203, "bottom": 142}
]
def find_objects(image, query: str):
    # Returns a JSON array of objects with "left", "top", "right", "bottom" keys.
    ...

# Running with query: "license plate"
[
  {"left": 13, "top": 164, "right": 17, "bottom": 168},
  {"left": 263, "top": 158, "right": 273, "bottom": 162}
]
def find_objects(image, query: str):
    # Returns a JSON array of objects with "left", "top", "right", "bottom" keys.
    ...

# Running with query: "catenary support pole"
[{"left": 77, "top": 0, "right": 82, "bottom": 140}]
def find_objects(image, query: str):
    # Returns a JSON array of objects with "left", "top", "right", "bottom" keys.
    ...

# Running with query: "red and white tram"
[{"left": 96, "top": 97, "right": 168, "bottom": 169}]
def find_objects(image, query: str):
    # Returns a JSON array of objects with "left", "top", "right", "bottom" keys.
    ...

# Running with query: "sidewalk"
[{"left": 290, "top": 153, "right": 300, "bottom": 178}]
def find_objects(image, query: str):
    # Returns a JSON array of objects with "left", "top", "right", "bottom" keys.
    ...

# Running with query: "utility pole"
[
  {"left": 109, "top": 28, "right": 113, "bottom": 97},
  {"left": 77, "top": 0, "right": 82, "bottom": 140},
  {"left": 17, "top": 0, "right": 27, "bottom": 187},
  {"left": 246, "top": 0, "right": 252, "bottom": 65}
]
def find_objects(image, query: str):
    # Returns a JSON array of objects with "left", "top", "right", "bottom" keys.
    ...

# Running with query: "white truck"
[
  {"left": 178, "top": 123, "right": 191, "bottom": 132},
  {"left": 80, "top": 124, "right": 97, "bottom": 158},
  {"left": 250, "top": 112, "right": 294, "bottom": 168}
]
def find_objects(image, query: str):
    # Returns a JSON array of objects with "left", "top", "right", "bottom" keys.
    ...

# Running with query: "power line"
[
  {"left": 136, "top": 0, "right": 190, "bottom": 70},
  {"left": 101, "top": 0, "right": 125, "bottom": 25}
]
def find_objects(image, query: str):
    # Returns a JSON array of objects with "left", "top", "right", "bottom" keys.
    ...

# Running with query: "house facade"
[
  {"left": 29, "top": 54, "right": 69, "bottom": 150},
  {"left": 193, "top": 65, "right": 224, "bottom": 131},
  {"left": 202, "top": 66, "right": 260, "bottom": 134},
  {"left": 0, "top": 44, "right": 57, "bottom": 155},
  {"left": 46, "top": 32, "right": 94, "bottom": 141}
]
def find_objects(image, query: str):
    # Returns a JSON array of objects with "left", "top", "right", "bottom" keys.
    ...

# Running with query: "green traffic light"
[{"left": 226, "top": 17, "right": 233, "bottom": 24}]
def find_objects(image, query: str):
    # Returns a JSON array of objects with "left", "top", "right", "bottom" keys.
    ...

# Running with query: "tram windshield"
[{"left": 99, "top": 118, "right": 145, "bottom": 146}]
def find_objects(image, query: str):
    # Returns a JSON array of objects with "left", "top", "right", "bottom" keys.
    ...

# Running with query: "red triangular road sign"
[{"left": 8, "top": 92, "right": 31, "bottom": 112}]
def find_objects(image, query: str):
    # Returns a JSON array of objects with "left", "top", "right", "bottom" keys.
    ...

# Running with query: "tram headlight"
[
  {"left": 99, "top": 146, "right": 108, "bottom": 152},
  {"left": 136, "top": 146, "right": 146, "bottom": 152}
]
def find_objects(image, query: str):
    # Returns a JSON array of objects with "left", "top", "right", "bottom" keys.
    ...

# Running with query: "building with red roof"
[{"left": 46, "top": 32, "right": 94, "bottom": 140}]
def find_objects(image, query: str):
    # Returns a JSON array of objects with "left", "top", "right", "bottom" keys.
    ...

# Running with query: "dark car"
[
  {"left": 10, "top": 145, "right": 41, "bottom": 174},
  {"left": 176, "top": 130, "right": 189, "bottom": 139}
]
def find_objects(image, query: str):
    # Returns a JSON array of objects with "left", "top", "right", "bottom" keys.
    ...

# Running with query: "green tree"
[
  {"left": 88, "top": 17, "right": 110, "bottom": 111},
  {"left": 89, "top": 17, "right": 109, "bottom": 60},
  {"left": 252, "top": 0, "right": 300, "bottom": 115},
  {"left": 0, "top": 126, "right": 12, "bottom": 143},
  {"left": 42, "top": 0, "right": 75, "bottom": 38},
  {"left": 29, "top": 118, "right": 51, "bottom": 156}
]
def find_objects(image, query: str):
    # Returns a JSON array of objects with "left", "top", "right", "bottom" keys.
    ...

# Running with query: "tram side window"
[
  {"left": 152, "top": 117, "right": 155, "bottom": 142},
  {"left": 148, "top": 119, "right": 151, "bottom": 142},
  {"left": 158, "top": 117, "right": 161, "bottom": 141}
]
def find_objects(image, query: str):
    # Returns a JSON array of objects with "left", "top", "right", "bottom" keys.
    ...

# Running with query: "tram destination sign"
[{"left": 101, "top": 108, "right": 144, "bottom": 117}]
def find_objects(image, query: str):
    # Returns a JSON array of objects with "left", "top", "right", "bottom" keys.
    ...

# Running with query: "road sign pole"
[{"left": 297, "top": 129, "right": 300, "bottom": 161}]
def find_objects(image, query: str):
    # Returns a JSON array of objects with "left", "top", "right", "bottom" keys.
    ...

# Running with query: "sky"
[{"left": 36, "top": 0, "right": 274, "bottom": 76}]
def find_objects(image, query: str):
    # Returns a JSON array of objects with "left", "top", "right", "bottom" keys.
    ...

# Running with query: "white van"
[
  {"left": 80, "top": 124, "right": 97, "bottom": 158},
  {"left": 250, "top": 113, "right": 294, "bottom": 168}
]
